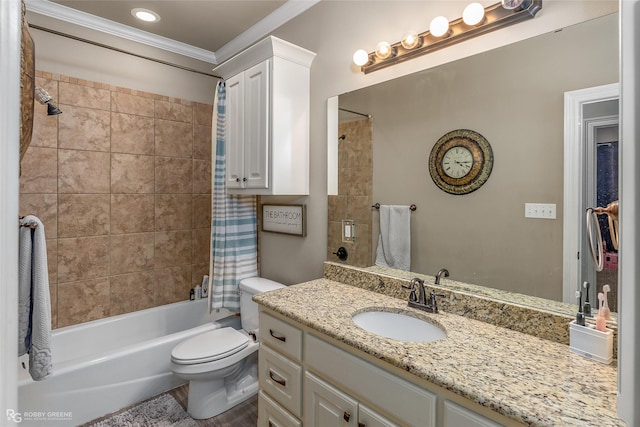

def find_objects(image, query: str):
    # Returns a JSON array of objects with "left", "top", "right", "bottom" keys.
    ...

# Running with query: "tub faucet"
[{"left": 435, "top": 268, "right": 449, "bottom": 285}]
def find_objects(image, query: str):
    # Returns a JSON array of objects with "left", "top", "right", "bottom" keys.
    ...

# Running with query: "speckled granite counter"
[{"left": 254, "top": 279, "right": 624, "bottom": 427}]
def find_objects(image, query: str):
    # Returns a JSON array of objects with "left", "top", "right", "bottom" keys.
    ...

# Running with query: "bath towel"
[
  {"left": 19, "top": 215, "right": 52, "bottom": 381},
  {"left": 375, "top": 205, "right": 411, "bottom": 271}
]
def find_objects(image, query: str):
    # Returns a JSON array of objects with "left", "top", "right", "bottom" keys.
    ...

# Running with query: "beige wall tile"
[
  {"left": 58, "top": 105, "right": 110, "bottom": 151},
  {"left": 193, "top": 104, "right": 213, "bottom": 126},
  {"left": 155, "top": 100, "right": 193, "bottom": 122},
  {"left": 192, "top": 229, "right": 211, "bottom": 265},
  {"left": 58, "top": 236, "right": 110, "bottom": 283},
  {"left": 154, "top": 230, "right": 192, "bottom": 269},
  {"left": 19, "top": 193, "right": 58, "bottom": 238},
  {"left": 19, "top": 147, "right": 57, "bottom": 193},
  {"left": 193, "top": 160, "right": 211, "bottom": 194},
  {"left": 111, "top": 153, "right": 154, "bottom": 194},
  {"left": 57, "top": 277, "right": 110, "bottom": 327},
  {"left": 59, "top": 82, "right": 111, "bottom": 110},
  {"left": 58, "top": 149, "right": 110, "bottom": 193},
  {"left": 31, "top": 80, "right": 59, "bottom": 148},
  {"left": 155, "top": 194, "right": 193, "bottom": 231},
  {"left": 110, "top": 233, "right": 154, "bottom": 275},
  {"left": 193, "top": 194, "right": 211, "bottom": 229},
  {"left": 193, "top": 124, "right": 212, "bottom": 160},
  {"left": 46, "top": 239, "right": 57, "bottom": 286},
  {"left": 155, "top": 119, "right": 193, "bottom": 158},
  {"left": 111, "top": 112, "right": 154, "bottom": 155},
  {"left": 111, "top": 91, "right": 154, "bottom": 117},
  {"left": 58, "top": 194, "right": 110, "bottom": 238},
  {"left": 111, "top": 194, "right": 155, "bottom": 234},
  {"left": 155, "top": 157, "right": 192, "bottom": 193},
  {"left": 191, "top": 263, "right": 209, "bottom": 288},
  {"left": 49, "top": 283, "right": 57, "bottom": 329},
  {"left": 154, "top": 265, "right": 192, "bottom": 305},
  {"left": 110, "top": 271, "right": 155, "bottom": 315},
  {"left": 328, "top": 195, "right": 347, "bottom": 223}
]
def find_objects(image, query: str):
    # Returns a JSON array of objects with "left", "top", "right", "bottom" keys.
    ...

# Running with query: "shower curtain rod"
[
  {"left": 29, "top": 24, "right": 221, "bottom": 79},
  {"left": 339, "top": 107, "right": 371, "bottom": 118}
]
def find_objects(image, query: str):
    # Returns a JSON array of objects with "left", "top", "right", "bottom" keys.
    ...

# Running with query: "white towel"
[
  {"left": 19, "top": 215, "right": 52, "bottom": 381},
  {"left": 375, "top": 205, "right": 411, "bottom": 271}
]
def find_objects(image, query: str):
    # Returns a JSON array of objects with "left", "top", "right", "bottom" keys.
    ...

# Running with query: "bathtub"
[{"left": 17, "top": 299, "right": 238, "bottom": 427}]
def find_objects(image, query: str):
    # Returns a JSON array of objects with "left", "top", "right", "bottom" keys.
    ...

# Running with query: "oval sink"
[{"left": 352, "top": 311, "right": 446, "bottom": 342}]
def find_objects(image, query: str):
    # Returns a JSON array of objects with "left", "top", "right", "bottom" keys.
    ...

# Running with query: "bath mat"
[{"left": 84, "top": 393, "right": 197, "bottom": 427}]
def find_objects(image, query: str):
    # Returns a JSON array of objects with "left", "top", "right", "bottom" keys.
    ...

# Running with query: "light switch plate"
[
  {"left": 342, "top": 220, "right": 356, "bottom": 242},
  {"left": 525, "top": 203, "right": 556, "bottom": 219}
]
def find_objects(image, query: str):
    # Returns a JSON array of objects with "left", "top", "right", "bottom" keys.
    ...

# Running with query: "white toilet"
[{"left": 170, "top": 277, "right": 284, "bottom": 419}]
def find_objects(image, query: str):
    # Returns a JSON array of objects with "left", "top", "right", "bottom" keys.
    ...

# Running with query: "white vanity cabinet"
[
  {"left": 258, "top": 309, "right": 519, "bottom": 427},
  {"left": 213, "top": 36, "right": 315, "bottom": 195}
]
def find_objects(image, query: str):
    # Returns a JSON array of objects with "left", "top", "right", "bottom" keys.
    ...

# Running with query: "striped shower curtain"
[{"left": 208, "top": 81, "right": 258, "bottom": 312}]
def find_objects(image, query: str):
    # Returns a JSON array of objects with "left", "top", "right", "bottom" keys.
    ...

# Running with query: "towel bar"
[{"left": 372, "top": 203, "right": 417, "bottom": 211}]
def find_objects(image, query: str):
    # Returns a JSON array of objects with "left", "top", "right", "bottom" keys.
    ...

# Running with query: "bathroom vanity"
[{"left": 255, "top": 278, "right": 623, "bottom": 426}]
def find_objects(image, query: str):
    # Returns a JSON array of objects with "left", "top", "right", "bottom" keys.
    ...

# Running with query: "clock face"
[
  {"left": 428, "top": 129, "right": 493, "bottom": 195},
  {"left": 442, "top": 146, "right": 473, "bottom": 179}
]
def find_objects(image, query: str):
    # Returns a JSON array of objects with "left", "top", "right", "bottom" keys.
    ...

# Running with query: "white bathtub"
[{"left": 17, "top": 299, "right": 237, "bottom": 427}]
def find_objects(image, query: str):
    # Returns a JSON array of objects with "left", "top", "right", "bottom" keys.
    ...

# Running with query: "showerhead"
[{"left": 34, "top": 87, "right": 62, "bottom": 115}]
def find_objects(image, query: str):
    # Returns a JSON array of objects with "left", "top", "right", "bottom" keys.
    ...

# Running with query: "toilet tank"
[{"left": 239, "top": 277, "right": 285, "bottom": 332}]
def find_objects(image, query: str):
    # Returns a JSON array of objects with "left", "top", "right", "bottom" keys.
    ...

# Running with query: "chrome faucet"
[
  {"left": 402, "top": 278, "right": 444, "bottom": 313},
  {"left": 435, "top": 268, "right": 449, "bottom": 285}
]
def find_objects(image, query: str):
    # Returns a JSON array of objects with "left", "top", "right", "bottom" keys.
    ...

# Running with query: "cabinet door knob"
[
  {"left": 269, "top": 329, "right": 286, "bottom": 342},
  {"left": 358, "top": 423, "right": 366, "bottom": 427},
  {"left": 243, "top": 177, "right": 248, "bottom": 181},
  {"left": 236, "top": 178, "right": 240, "bottom": 182},
  {"left": 343, "top": 411, "right": 351, "bottom": 422}
]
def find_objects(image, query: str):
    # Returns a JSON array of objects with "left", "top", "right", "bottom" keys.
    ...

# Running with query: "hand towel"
[
  {"left": 19, "top": 215, "right": 52, "bottom": 381},
  {"left": 375, "top": 205, "right": 411, "bottom": 271}
]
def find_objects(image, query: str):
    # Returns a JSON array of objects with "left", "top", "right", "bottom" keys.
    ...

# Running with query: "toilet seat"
[{"left": 171, "top": 327, "right": 249, "bottom": 365}]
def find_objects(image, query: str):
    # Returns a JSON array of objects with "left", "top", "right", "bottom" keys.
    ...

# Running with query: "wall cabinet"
[
  {"left": 213, "top": 36, "right": 315, "bottom": 195},
  {"left": 258, "top": 309, "right": 517, "bottom": 427}
]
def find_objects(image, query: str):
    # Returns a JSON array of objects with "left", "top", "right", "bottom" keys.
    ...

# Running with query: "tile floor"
[{"left": 169, "top": 384, "right": 258, "bottom": 427}]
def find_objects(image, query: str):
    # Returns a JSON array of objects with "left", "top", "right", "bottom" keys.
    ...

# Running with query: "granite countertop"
[{"left": 254, "top": 279, "right": 623, "bottom": 427}]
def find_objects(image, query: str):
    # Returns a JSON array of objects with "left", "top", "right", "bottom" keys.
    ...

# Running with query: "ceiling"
[{"left": 25, "top": 0, "right": 319, "bottom": 65}]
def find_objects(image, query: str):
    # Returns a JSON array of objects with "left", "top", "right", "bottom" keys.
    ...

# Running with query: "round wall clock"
[{"left": 428, "top": 129, "right": 493, "bottom": 195}]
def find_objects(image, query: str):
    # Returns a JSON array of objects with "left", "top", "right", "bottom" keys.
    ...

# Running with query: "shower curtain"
[{"left": 208, "top": 81, "right": 258, "bottom": 312}]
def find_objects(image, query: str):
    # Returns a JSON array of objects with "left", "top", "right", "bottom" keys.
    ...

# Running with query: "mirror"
[{"left": 328, "top": 13, "right": 619, "bottom": 318}]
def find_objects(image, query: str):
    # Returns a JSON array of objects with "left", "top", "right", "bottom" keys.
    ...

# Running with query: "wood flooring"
[{"left": 169, "top": 384, "right": 258, "bottom": 427}]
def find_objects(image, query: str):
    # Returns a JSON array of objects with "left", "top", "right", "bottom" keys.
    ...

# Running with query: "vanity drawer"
[
  {"left": 259, "top": 343, "right": 302, "bottom": 417},
  {"left": 258, "top": 390, "right": 301, "bottom": 427},
  {"left": 260, "top": 311, "right": 303, "bottom": 361},
  {"left": 305, "top": 333, "right": 437, "bottom": 427}
]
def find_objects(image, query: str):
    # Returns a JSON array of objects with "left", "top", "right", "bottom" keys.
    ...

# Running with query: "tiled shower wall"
[
  {"left": 19, "top": 71, "right": 213, "bottom": 328},
  {"left": 327, "top": 119, "right": 373, "bottom": 267}
]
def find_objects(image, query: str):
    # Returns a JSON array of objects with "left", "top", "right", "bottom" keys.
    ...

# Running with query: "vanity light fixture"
[
  {"left": 131, "top": 8, "right": 161, "bottom": 23},
  {"left": 354, "top": 0, "right": 542, "bottom": 74}
]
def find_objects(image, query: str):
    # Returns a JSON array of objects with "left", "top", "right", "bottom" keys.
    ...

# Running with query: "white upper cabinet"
[{"left": 214, "top": 36, "right": 316, "bottom": 195}]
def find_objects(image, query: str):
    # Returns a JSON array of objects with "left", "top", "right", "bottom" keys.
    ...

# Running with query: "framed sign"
[{"left": 262, "top": 204, "right": 306, "bottom": 237}]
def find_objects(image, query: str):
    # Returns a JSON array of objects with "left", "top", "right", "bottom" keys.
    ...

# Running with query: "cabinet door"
[
  {"left": 243, "top": 60, "right": 270, "bottom": 189},
  {"left": 359, "top": 404, "right": 400, "bottom": 427},
  {"left": 443, "top": 400, "right": 503, "bottom": 427},
  {"left": 225, "top": 72, "right": 244, "bottom": 189},
  {"left": 304, "top": 372, "right": 358, "bottom": 427},
  {"left": 258, "top": 391, "right": 301, "bottom": 427}
]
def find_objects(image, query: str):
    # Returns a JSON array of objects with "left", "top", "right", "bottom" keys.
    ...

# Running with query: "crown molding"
[
  {"left": 25, "top": 0, "right": 217, "bottom": 63},
  {"left": 214, "top": 0, "right": 320, "bottom": 64},
  {"left": 25, "top": 0, "right": 321, "bottom": 66}
]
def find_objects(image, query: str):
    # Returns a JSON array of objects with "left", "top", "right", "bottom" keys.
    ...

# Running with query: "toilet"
[{"left": 170, "top": 277, "right": 284, "bottom": 419}]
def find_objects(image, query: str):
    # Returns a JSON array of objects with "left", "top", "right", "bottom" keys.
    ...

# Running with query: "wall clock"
[{"left": 428, "top": 129, "right": 493, "bottom": 195}]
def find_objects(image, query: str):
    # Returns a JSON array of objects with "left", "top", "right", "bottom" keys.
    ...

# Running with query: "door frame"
[{"left": 562, "top": 83, "right": 619, "bottom": 303}]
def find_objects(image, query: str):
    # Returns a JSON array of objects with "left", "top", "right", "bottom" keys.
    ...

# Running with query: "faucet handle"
[
  {"left": 402, "top": 281, "right": 418, "bottom": 302},
  {"left": 428, "top": 290, "right": 446, "bottom": 313}
]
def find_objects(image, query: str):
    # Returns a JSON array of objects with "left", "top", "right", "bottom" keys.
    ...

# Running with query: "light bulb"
[
  {"left": 429, "top": 16, "right": 450, "bottom": 38},
  {"left": 375, "top": 41, "right": 394, "bottom": 59},
  {"left": 401, "top": 31, "right": 422, "bottom": 49},
  {"left": 353, "top": 49, "right": 370, "bottom": 66},
  {"left": 463, "top": 2, "right": 485, "bottom": 26}
]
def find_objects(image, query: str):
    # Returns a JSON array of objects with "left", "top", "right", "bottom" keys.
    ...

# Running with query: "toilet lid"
[{"left": 171, "top": 327, "right": 249, "bottom": 365}]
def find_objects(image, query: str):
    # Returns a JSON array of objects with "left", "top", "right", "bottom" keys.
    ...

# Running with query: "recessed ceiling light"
[{"left": 131, "top": 8, "right": 161, "bottom": 23}]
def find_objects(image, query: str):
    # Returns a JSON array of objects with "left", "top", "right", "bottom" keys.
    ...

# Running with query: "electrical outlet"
[{"left": 525, "top": 203, "right": 556, "bottom": 219}]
